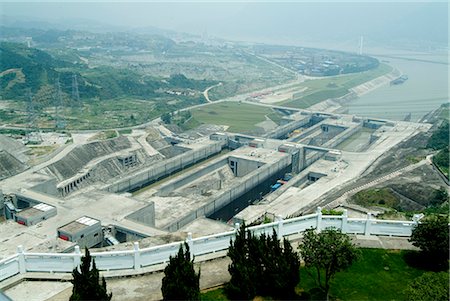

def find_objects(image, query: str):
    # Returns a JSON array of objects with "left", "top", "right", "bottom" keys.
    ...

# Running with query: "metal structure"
[
  {"left": 25, "top": 91, "right": 42, "bottom": 144},
  {"left": 71, "top": 74, "right": 80, "bottom": 108},
  {"left": 54, "top": 80, "right": 66, "bottom": 130}
]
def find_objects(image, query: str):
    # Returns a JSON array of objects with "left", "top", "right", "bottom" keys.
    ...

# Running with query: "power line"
[
  {"left": 54, "top": 79, "right": 66, "bottom": 130},
  {"left": 25, "top": 89, "right": 42, "bottom": 144},
  {"left": 71, "top": 74, "right": 81, "bottom": 108}
]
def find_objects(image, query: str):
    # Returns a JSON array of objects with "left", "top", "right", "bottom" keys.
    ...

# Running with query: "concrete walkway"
[{"left": 3, "top": 236, "right": 416, "bottom": 301}]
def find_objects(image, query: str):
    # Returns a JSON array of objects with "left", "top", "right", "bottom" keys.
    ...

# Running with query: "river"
[{"left": 344, "top": 53, "right": 448, "bottom": 122}]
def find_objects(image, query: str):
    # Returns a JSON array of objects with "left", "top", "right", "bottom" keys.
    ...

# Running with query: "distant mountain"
[
  {"left": 1, "top": 15, "right": 197, "bottom": 41},
  {"left": 1, "top": 15, "right": 128, "bottom": 33}
]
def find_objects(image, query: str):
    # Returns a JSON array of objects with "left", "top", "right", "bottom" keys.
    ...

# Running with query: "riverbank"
[
  {"left": 307, "top": 66, "right": 400, "bottom": 113},
  {"left": 345, "top": 54, "right": 448, "bottom": 122},
  {"left": 349, "top": 68, "right": 401, "bottom": 97}
]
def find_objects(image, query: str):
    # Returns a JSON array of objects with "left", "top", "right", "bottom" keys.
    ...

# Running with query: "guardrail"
[{"left": 0, "top": 208, "right": 418, "bottom": 283}]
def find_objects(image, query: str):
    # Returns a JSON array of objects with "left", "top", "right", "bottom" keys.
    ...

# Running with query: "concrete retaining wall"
[
  {"left": 105, "top": 141, "right": 225, "bottom": 193},
  {"left": 157, "top": 159, "right": 228, "bottom": 197},
  {"left": 324, "top": 123, "right": 363, "bottom": 149},
  {"left": 125, "top": 203, "right": 156, "bottom": 227},
  {"left": 265, "top": 115, "right": 311, "bottom": 139},
  {"left": 288, "top": 120, "right": 324, "bottom": 143},
  {"left": 165, "top": 155, "right": 291, "bottom": 232}
]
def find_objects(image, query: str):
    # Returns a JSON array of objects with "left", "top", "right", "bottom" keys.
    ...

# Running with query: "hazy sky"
[{"left": 1, "top": 1, "right": 448, "bottom": 47}]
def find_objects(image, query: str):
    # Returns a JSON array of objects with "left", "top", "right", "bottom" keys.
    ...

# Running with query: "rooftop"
[{"left": 58, "top": 216, "right": 100, "bottom": 234}]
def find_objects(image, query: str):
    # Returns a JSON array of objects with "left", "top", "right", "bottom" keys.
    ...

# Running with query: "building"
[
  {"left": 57, "top": 216, "right": 103, "bottom": 248},
  {"left": 14, "top": 203, "right": 57, "bottom": 226}
]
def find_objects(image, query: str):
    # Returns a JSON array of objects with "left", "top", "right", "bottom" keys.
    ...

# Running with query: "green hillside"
[
  {"left": 0, "top": 42, "right": 217, "bottom": 102},
  {"left": 0, "top": 42, "right": 219, "bottom": 129},
  {"left": 1, "top": 42, "right": 70, "bottom": 99}
]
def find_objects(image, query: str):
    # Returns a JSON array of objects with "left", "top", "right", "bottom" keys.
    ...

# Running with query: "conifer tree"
[
  {"left": 161, "top": 242, "right": 200, "bottom": 300},
  {"left": 70, "top": 248, "right": 112, "bottom": 301},
  {"left": 226, "top": 224, "right": 258, "bottom": 300},
  {"left": 226, "top": 224, "right": 300, "bottom": 300}
]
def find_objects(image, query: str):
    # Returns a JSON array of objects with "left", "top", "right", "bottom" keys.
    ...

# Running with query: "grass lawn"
[
  {"left": 350, "top": 187, "right": 400, "bottom": 208},
  {"left": 201, "top": 288, "right": 228, "bottom": 301},
  {"left": 200, "top": 248, "right": 441, "bottom": 301},
  {"left": 281, "top": 63, "right": 392, "bottom": 109},
  {"left": 188, "top": 102, "right": 281, "bottom": 133},
  {"left": 300, "top": 249, "right": 429, "bottom": 300}
]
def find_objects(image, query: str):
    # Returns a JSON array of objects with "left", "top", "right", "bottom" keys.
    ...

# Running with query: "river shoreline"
[{"left": 308, "top": 67, "right": 405, "bottom": 115}]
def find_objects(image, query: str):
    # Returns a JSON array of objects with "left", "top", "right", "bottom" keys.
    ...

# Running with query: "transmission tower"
[
  {"left": 54, "top": 79, "right": 66, "bottom": 130},
  {"left": 71, "top": 74, "right": 80, "bottom": 107},
  {"left": 26, "top": 90, "right": 42, "bottom": 144},
  {"left": 25, "top": 37, "right": 32, "bottom": 48}
]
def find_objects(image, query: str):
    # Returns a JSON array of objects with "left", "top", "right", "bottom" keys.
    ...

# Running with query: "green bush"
[
  {"left": 404, "top": 272, "right": 449, "bottom": 301},
  {"left": 409, "top": 215, "right": 449, "bottom": 269}
]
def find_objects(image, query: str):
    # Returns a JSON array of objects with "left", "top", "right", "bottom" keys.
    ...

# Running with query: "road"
[
  {"left": 243, "top": 50, "right": 299, "bottom": 77},
  {"left": 202, "top": 82, "right": 223, "bottom": 103}
]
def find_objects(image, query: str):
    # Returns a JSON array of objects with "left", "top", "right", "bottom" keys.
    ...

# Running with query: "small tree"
[
  {"left": 404, "top": 272, "right": 449, "bottom": 301},
  {"left": 409, "top": 215, "right": 449, "bottom": 268},
  {"left": 70, "top": 248, "right": 112, "bottom": 301},
  {"left": 298, "top": 228, "right": 359, "bottom": 300},
  {"left": 161, "top": 242, "right": 200, "bottom": 301}
]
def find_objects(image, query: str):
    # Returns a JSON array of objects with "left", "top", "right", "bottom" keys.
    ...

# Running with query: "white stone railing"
[{"left": 0, "top": 208, "right": 417, "bottom": 283}]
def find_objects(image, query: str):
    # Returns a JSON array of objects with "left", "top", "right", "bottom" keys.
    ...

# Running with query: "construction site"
[{"left": 0, "top": 102, "right": 430, "bottom": 260}]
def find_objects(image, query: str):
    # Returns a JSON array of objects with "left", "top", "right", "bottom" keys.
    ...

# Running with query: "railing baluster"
[{"left": 0, "top": 209, "right": 419, "bottom": 282}]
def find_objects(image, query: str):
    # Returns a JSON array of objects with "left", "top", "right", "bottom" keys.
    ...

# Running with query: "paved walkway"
[{"left": 3, "top": 236, "right": 416, "bottom": 301}]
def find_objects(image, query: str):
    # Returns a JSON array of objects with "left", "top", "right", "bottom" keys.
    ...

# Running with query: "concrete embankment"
[
  {"left": 308, "top": 68, "right": 401, "bottom": 113},
  {"left": 349, "top": 68, "right": 401, "bottom": 97}
]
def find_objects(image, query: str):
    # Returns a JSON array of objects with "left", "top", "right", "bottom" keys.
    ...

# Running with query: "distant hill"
[
  {"left": 0, "top": 42, "right": 216, "bottom": 103},
  {"left": 0, "top": 42, "right": 72, "bottom": 99}
]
